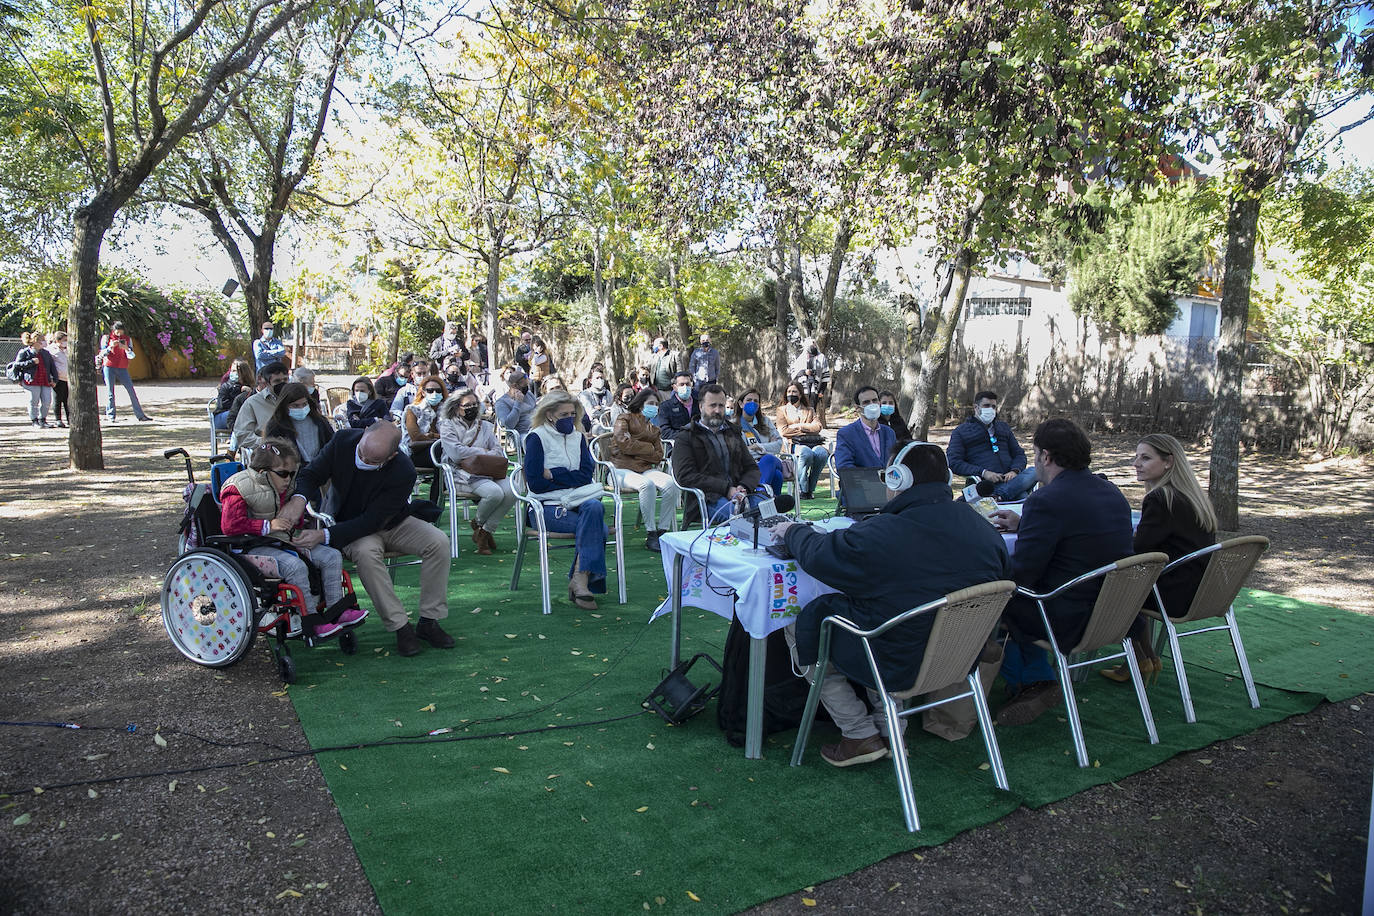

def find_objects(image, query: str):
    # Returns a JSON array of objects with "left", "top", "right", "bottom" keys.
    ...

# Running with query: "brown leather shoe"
[
  {"left": 476, "top": 527, "right": 495, "bottom": 556},
  {"left": 996, "top": 680, "right": 1062, "bottom": 726},
  {"left": 395, "top": 623, "right": 421, "bottom": 657},
  {"left": 820, "top": 734, "right": 889, "bottom": 768},
  {"left": 416, "top": 617, "right": 455, "bottom": 649}
]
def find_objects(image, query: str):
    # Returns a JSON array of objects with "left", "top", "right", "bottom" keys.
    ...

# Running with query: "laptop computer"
[{"left": 836, "top": 466, "right": 889, "bottom": 519}]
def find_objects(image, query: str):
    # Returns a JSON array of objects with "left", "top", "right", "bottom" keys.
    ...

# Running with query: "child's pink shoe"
[{"left": 337, "top": 607, "right": 368, "bottom": 627}]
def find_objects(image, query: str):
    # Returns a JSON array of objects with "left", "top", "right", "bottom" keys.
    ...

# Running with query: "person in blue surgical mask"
[
  {"left": 607, "top": 387, "right": 679, "bottom": 553},
  {"left": 736, "top": 387, "right": 786, "bottom": 500},
  {"left": 265, "top": 381, "right": 335, "bottom": 464},
  {"left": 522, "top": 390, "right": 609, "bottom": 609}
]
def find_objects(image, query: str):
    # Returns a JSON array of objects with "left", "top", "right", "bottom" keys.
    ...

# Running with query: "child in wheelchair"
[{"left": 219, "top": 437, "right": 367, "bottom": 638}]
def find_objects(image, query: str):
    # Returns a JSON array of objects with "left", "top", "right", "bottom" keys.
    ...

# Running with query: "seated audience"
[
  {"left": 346, "top": 376, "right": 390, "bottom": 429},
  {"left": 656, "top": 371, "right": 698, "bottom": 441},
  {"left": 523, "top": 391, "right": 609, "bottom": 610},
  {"left": 438, "top": 386, "right": 517, "bottom": 556},
  {"left": 948, "top": 389, "right": 1037, "bottom": 501},
  {"left": 215, "top": 359, "right": 253, "bottom": 429},
  {"left": 878, "top": 389, "right": 911, "bottom": 440},
  {"left": 265, "top": 382, "right": 335, "bottom": 465},
  {"left": 495, "top": 369, "right": 538, "bottom": 436},
  {"left": 775, "top": 381, "right": 828, "bottom": 499},
  {"left": 737, "top": 387, "right": 787, "bottom": 499},
  {"left": 608, "top": 388, "right": 680, "bottom": 552}
]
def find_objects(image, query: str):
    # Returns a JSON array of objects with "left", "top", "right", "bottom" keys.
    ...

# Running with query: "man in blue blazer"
[
  {"left": 834, "top": 385, "right": 898, "bottom": 506},
  {"left": 988, "top": 418, "right": 1133, "bottom": 726}
]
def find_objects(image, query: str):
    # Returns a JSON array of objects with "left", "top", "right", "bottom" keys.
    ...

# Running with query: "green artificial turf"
[{"left": 285, "top": 499, "right": 1371, "bottom": 915}]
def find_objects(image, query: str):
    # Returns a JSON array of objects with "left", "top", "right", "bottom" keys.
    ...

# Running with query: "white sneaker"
[{"left": 287, "top": 614, "right": 303, "bottom": 638}]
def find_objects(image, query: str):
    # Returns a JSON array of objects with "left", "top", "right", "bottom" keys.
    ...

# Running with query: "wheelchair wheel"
[
  {"left": 161, "top": 549, "right": 258, "bottom": 668},
  {"left": 278, "top": 654, "right": 297, "bottom": 684},
  {"left": 339, "top": 629, "right": 358, "bottom": 655}
]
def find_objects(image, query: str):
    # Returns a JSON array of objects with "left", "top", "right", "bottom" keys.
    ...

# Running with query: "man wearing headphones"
[{"left": 769, "top": 441, "right": 1011, "bottom": 767}]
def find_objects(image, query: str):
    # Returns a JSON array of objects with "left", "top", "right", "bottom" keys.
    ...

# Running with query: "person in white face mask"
[
  {"left": 345, "top": 376, "right": 390, "bottom": 428},
  {"left": 835, "top": 385, "right": 898, "bottom": 480},
  {"left": 946, "top": 390, "right": 1037, "bottom": 501},
  {"left": 577, "top": 366, "right": 615, "bottom": 434},
  {"left": 401, "top": 375, "right": 447, "bottom": 500},
  {"left": 654, "top": 370, "right": 699, "bottom": 441}
]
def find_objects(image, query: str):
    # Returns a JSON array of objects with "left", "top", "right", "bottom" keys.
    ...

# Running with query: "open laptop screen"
[{"left": 836, "top": 467, "right": 888, "bottom": 517}]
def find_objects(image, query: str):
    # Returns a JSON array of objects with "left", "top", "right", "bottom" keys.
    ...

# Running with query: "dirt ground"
[{"left": 1, "top": 380, "right": 1371, "bottom": 915}]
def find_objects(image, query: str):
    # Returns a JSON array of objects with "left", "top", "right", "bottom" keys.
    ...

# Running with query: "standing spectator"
[
  {"left": 737, "top": 387, "right": 787, "bottom": 499},
  {"left": 232, "top": 361, "right": 290, "bottom": 452},
  {"left": 495, "top": 370, "right": 537, "bottom": 436},
  {"left": 608, "top": 388, "right": 680, "bottom": 552},
  {"left": 792, "top": 339, "right": 831, "bottom": 426},
  {"left": 523, "top": 391, "right": 609, "bottom": 610},
  {"left": 252, "top": 320, "right": 286, "bottom": 372},
  {"left": 467, "top": 333, "right": 489, "bottom": 382},
  {"left": 14, "top": 332, "right": 57, "bottom": 428},
  {"left": 526, "top": 335, "right": 555, "bottom": 393},
  {"left": 99, "top": 321, "right": 151, "bottom": 422},
  {"left": 346, "top": 376, "right": 390, "bottom": 429},
  {"left": 438, "top": 387, "right": 517, "bottom": 555},
  {"left": 578, "top": 365, "right": 615, "bottom": 434},
  {"left": 688, "top": 333, "right": 720, "bottom": 393},
  {"left": 878, "top": 389, "right": 912, "bottom": 440},
  {"left": 648, "top": 336, "right": 680, "bottom": 401},
  {"left": 429, "top": 320, "right": 469, "bottom": 365},
  {"left": 656, "top": 371, "right": 698, "bottom": 441},
  {"left": 46, "top": 331, "right": 70, "bottom": 428},
  {"left": 947, "top": 389, "right": 1037, "bottom": 501},
  {"left": 775, "top": 382, "right": 828, "bottom": 499},
  {"left": 214, "top": 359, "right": 253, "bottom": 429},
  {"left": 514, "top": 331, "right": 534, "bottom": 373}
]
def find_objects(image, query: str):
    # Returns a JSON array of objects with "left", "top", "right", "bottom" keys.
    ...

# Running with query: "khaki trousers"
[{"left": 342, "top": 516, "right": 450, "bottom": 632}]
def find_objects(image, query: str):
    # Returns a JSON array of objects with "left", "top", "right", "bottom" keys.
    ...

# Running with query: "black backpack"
[{"left": 715, "top": 615, "right": 826, "bottom": 748}]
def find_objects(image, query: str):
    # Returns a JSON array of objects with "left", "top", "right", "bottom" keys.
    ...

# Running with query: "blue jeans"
[
  {"left": 213, "top": 410, "right": 230, "bottom": 429},
  {"left": 103, "top": 366, "right": 147, "bottom": 420},
  {"left": 993, "top": 466, "right": 1038, "bottom": 501},
  {"left": 530, "top": 498, "right": 608, "bottom": 593},
  {"left": 1001, "top": 640, "right": 1056, "bottom": 692},
  {"left": 756, "top": 454, "right": 784, "bottom": 498},
  {"left": 793, "top": 445, "right": 828, "bottom": 495}
]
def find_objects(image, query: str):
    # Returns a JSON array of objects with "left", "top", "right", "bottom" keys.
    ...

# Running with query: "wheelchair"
[{"left": 161, "top": 448, "right": 366, "bottom": 683}]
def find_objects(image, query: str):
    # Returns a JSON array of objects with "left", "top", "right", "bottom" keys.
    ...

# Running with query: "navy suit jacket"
[
  {"left": 295, "top": 428, "right": 417, "bottom": 549},
  {"left": 1011, "top": 468, "right": 1134, "bottom": 645},
  {"left": 834, "top": 418, "right": 897, "bottom": 470},
  {"left": 656, "top": 393, "right": 697, "bottom": 440}
]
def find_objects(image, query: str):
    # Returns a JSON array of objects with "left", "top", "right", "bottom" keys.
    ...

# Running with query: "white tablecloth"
[{"left": 652, "top": 520, "right": 854, "bottom": 639}]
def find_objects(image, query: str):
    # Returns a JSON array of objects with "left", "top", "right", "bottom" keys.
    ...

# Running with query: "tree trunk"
[
  {"left": 909, "top": 245, "right": 975, "bottom": 439},
  {"left": 772, "top": 237, "right": 789, "bottom": 334},
  {"left": 813, "top": 217, "right": 853, "bottom": 354},
  {"left": 484, "top": 252, "right": 502, "bottom": 368},
  {"left": 67, "top": 208, "right": 113, "bottom": 470},
  {"left": 1208, "top": 188, "right": 1262, "bottom": 531},
  {"left": 669, "top": 253, "right": 691, "bottom": 349},
  {"left": 592, "top": 228, "right": 620, "bottom": 379},
  {"left": 787, "top": 236, "right": 810, "bottom": 339}
]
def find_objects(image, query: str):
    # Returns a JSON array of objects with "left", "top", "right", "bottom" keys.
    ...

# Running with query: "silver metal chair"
[
  {"left": 430, "top": 440, "right": 483, "bottom": 559},
  {"left": 791, "top": 580, "right": 1017, "bottom": 832},
  {"left": 1018, "top": 551, "right": 1170, "bottom": 767},
  {"left": 509, "top": 467, "right": 627, "bottom": 615},
  {"left": 1144, "top": 536, "right": 1270, "bottom": 723}
]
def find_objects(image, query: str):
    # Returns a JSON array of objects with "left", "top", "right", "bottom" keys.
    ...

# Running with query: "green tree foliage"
[{"left": 1068, "top": 187, "right": 1208, "bottom": 336}]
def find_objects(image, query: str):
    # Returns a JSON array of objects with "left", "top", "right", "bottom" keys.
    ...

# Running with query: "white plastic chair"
[
  {"left": 1145, "top": 536, "right": 1269, "bottom": 723},
  {"left": 1017, "top": 552, "right": 1170, "bottom": 767},
  {"left": 790, "top": 580, "right": 1017, "bottom": 832},
  {"left": 508, "top": 467, "right": 626, "bottom": 615}
]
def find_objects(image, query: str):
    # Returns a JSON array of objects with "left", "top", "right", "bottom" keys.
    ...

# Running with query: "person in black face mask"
[
  {"left": 232, "top": 361, "right": 291, "bottom": 453},
  {"left": 437, "top": 387, "right": 515, "bottom": 555}
]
